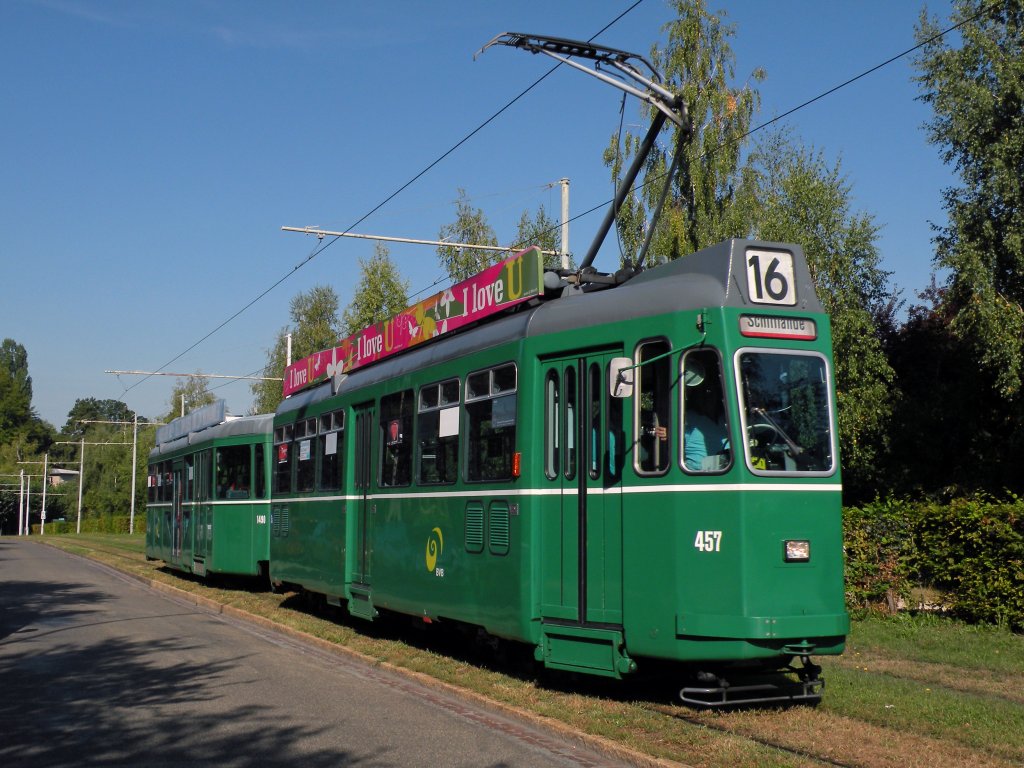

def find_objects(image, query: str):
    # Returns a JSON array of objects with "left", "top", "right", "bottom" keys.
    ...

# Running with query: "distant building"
[{"left": 49, "top": 468, "right": 79, "bottom": 486}]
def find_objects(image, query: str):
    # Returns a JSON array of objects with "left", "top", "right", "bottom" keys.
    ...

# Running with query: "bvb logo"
[{"left": 425, "top": 527, "right": 443, "bottom": 573}]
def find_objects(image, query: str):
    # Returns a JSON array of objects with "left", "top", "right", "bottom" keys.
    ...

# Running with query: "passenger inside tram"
[{"left": 683, "top": 355, "right": 730, "bottom": 472}]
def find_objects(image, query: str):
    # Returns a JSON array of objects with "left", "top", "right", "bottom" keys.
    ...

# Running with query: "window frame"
[
  {"left": 379, "top": 390, "right": 414, "bottom": 488},
  {"left": 734, "top": 347, "right": 837, "bottom": 477},
  {"left": 464, "top": 362, "right": 518, "bottom": 483},
  {"left": 679, "top": 348, "right": 733, "bottom": 475},
  {"left": 317, "top": 409, "right": 345, "bottom": 491},
  {"left": 416, "top": 378, "right": 460, "bottom": 486},
  {"left": 633, "top": 337, "right": 673, "bottom": 477}
]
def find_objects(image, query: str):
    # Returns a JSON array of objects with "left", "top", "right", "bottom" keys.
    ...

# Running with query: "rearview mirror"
[{"left": 609, "top": 357, "right": 634, "bottom": 398}]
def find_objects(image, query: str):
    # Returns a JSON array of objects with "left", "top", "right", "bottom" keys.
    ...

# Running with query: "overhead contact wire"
[{"left": 123, "top": 0, "right": 647, "bottom": 397}]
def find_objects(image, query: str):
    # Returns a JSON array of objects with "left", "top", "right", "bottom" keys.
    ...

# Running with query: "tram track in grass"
[
  {"left": 36, "top": 534, "right": 1024, "bottom": 768},
  {"left": 642, "top": 702, "right": 859, "bottom": 768}
]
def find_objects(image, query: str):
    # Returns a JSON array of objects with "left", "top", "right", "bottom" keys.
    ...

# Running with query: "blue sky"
[{"left": 1, "top": 0, "right": 954, "bottom": 428}]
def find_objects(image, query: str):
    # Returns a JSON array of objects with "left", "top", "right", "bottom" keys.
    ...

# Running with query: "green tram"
[
  {"left": 146, "top": 405, "right": 273, "bottom": 579},
  {"left": 269, "top": 238, "right": 849, "bottom": 704}
]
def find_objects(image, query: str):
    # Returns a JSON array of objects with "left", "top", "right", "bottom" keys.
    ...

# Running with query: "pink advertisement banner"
[{"left": 283, "top": 246, "right": 545, "bottom": 397}]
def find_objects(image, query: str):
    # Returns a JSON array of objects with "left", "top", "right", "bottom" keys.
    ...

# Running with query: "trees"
[
  {"left": 0, "top": 338, "right": 34, "bottom": 442},
  {"left": 436, "top": 188, "right": 500, "bottom": 282},
  {"left": 61, "top": 398, "right": 135, "bottom": 440},
  {"left": 340, "top": 243, "right": 409, "bottom": 337},
  {"left": 750, "top": 131, "right": 895, "bottom": 500},
  {"left": 513, "top": 204, "right": 572, "bottom": 270},
  {"left": 605, "top": 0, "right": 762, "bottom": 264},
  {"left": 914, "top": 1, "right": 1024, "bottom": 398},
  {"left": 165, "top": 375, "right": 217, "bottom": 423},
  {"left": 252, "top": 284, "right": 345, "bottom": 414},
  {"left": 894, "top": 0, "right": 1024, "bottom": 497},
  {"left": 603, "top": 0, "right": 899, "bottom": 499}
]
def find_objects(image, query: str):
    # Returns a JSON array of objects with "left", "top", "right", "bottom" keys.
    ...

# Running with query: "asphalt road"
[{"left": 0, "top": 539, "right": 634, "bottom": 768}]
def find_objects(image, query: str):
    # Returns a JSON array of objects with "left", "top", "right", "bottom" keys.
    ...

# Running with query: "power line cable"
[
  {"left": 469, "top": 0, "right": 997, "bottom": 271},
  {"left": 122, "top": 1, "right": 647, "bottom": 399}
]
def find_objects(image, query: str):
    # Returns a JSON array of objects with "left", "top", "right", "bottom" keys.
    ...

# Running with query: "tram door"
[
  {"left": 542, "top": 351, "right": 624, "bottom": 626},
  {"left": 352, "top": 403, "right": 375, "bottom": 585}
]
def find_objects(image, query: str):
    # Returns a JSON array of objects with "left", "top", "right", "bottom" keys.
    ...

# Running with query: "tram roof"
[
  {"left": 150, "top": 413, "right": 273, "bottom": 459},
  {"left": 278, "top": 239, "right": 822, "bottom": 417}
]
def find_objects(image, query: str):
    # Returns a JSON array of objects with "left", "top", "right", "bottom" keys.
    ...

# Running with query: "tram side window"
[
  {"left": 636, "top": 339, "right": 672, "bottom": 475},
  {"left": 380, "top": 391, "right": 413, "bottom": 487},
  {"left": 418, "top": 379, "right": 459, "bottom": 485},
  {"left": 255, "top": 444, "right": 267, "bottom": 499},
  {"left": 681, "top": 349, "right": 732, "bottom": 473},
  {"left": 162, "top": 463, "right": 172, "bottom": 502},
  {"left": 564, "top": 365, "right": 577, "bottom": 480},
  {"left": 295, "top": 418, "right": 317, "bottom": 493},
  {"left": 318, "top": 410, "right": 345, "bottom": 491},
  {"left": 198, "top": 450, "right": 213, "bottom": 501},
  {"left": 147, "top": 467, "right": 157, "bottom": 503},
  {"left": 184, "top": 455, "right": 195, "bottom": 501},
  {"left": 273, "top": 425, "right": 293, "bottom": 494},
  {"left": 544, "top": 370, "right": 560, "bottom": 479},
  {"left": 466, "top": 363, "right": 517, "bottom": 482},
  {"left": 216, "top": 444, "right": 251, "bottom": 499}
]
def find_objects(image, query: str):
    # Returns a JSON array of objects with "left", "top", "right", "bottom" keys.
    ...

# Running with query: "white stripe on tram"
[{"left": 273, "top": 483, "right": 841, "bottom": 503}]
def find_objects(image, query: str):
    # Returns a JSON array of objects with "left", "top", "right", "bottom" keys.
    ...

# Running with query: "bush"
[
  {"left": 31, "top": 514, "right": 146, "bottom": 536},
  {"left": 843, "top": 498, "right": 919, "bottom": 615},
  {"left": 913, "top": 495, "right": 1024, "bottom": 630},
  {"left": 844, "top": 495, "right": 1024, "bottom": 631}
]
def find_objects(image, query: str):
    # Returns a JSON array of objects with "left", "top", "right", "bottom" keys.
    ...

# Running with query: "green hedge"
[
  {"left": 843, "top": 495, "right": 1024, "bottom": 630},
  {"left": 32, "top": 514, "right": 146, "bottom": 536}
]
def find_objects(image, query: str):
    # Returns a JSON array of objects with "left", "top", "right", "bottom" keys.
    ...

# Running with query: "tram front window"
[{"left": 738, "top": 350, "right": 835, "bottom": 474}]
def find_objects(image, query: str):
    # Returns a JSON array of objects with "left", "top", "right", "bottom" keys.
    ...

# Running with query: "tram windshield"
[{"left": 737, "top": 350, "right": 835, "bottom": 475}]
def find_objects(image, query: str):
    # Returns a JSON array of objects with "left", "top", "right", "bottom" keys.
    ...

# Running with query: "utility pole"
[
  {"left": 559, "top": 177, "right": 570, "bottom": 270},
  {"left": 41, "top": 453, "right": 48, "bottom": 536},
  {"left": 16, "top": 462, "right": 47, "bottom": 535},
  {"left": 130, "top": 414, "right": 138, "bottom": 533},
  {"left": 63, "top": 417, "right": 162, "bottom": 536},
  {"left": 22, "top": 471, "right": 29, "bottom": 535},
  {"left": 78, "top": 438, "right": 84, "bottom": 534},
  {"left": 18, "top": 469, "right": 24, "bottom": 536}
]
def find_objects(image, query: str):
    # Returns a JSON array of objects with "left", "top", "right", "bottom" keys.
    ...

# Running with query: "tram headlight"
[{"left": 784, "top": 539, "right": 811, "bottom": 562}]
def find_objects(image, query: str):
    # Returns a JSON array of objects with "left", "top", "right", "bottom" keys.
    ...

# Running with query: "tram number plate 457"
[{"left": 694, "top": 530, "right": 722, "bottom": 553}]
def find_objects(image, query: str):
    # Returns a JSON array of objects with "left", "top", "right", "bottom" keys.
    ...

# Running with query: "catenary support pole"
[{"left": 77, "top": 438, "right": 84, "bottom": 534}]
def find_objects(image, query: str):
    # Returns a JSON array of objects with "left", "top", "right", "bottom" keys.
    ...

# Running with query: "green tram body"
[
  {"left": 268, "top": 239, "right": 850, "bottom": 684},
  {"left": 146, "top": 414, "right": 273, "bottom": 578}
]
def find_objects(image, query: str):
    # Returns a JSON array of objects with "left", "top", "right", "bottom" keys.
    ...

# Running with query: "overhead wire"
[
  {"left": 121, "top": 1, "right": 648, "bottom": 400},
  {"left": 127, "top": 0, "right": 988, "bottom": 405},
  {"left": 435, "top": 0, "right": 997, "bottom": 275}
]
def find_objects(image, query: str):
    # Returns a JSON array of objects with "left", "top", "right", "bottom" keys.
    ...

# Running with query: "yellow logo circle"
[{"left": 425, "top": 526, "right": 443, "bottom": 572}]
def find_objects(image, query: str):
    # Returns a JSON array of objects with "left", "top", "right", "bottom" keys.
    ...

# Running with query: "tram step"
[
  {"left": 536, "top": 624, "right": 636, "bottom": 678},
  {"left": 347, "top": 585, "right": 377, "bottom": 620}
]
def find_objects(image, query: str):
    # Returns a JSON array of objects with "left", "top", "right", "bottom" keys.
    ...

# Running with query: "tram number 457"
[{"left": 694, "top": 530, "right": 722, "bottom": 553}]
